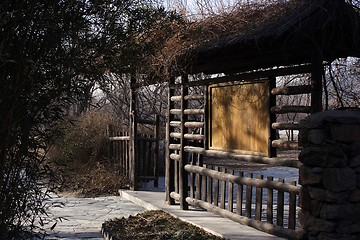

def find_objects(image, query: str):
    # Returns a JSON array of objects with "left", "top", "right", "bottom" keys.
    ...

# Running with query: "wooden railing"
[
  {"left": 108, "top": 131, "right": 130, "bottom": 177},
  {"left": 107, "top": 116, "right": 160, "bottom": 187},
  {"left": 170, "top": 163, "right": 304, "bottom": 239}
]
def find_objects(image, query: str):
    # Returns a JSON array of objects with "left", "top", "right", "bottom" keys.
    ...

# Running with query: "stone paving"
[{"left": 42, "top": 194, "right": 145, "bottom": 240}]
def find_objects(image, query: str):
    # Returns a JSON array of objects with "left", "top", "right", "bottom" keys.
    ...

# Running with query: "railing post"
[
  {"left": 165, "top": 77, "right": 175, "bottom": 205},
  {"left": 154, "top": 114, "right": 160, "bottom": 187},
  {"left": 179, "top": 74, "right": 189, "bottom": 210}
]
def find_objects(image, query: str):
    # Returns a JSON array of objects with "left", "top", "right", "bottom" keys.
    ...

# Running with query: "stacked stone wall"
[{"left": 298, "top": 110, "right": 360, "bottom": 240}]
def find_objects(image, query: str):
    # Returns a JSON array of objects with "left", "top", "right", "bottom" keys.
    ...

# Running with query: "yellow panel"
[{"left": 208, "top": 81, "right": 270, "bottom": 156}]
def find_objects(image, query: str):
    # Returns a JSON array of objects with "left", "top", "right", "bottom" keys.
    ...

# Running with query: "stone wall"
[{"left": 298, "top": 110, "right": 360, "bottom": 240}]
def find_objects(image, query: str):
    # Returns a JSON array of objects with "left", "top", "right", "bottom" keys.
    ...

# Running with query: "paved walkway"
[
  {"left": 120, "top": 190, "right": 285, "bottom": 240},
  {"left": 41, "top": 188, "right": 285, "bottom": 239},
  {"left": 43, "top": 195, "right": 144, "bottom": 240}
]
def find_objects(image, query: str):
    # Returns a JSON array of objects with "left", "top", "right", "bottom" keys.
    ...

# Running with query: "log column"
[
  {"left": 129, "top": 74, "right": 138, "bottom": 190},
  {"left": 298, "top": 110, "right": 360, "bottom": 239}
]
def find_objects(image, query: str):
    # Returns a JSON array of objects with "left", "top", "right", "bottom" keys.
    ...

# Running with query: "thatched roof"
[{"left": 164, "top": 0, "right": 360, "bottom": 76}]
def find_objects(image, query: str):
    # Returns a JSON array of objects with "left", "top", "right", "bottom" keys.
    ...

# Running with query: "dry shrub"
[
  {"left": 50, "top": 111, "right": 114, "bottom": 167},
  {"left": 59, "top": 162, "right": 129, "bottom": 197},
  {"left": 49, "top": 111, "right": 129, "bottom": 196}
]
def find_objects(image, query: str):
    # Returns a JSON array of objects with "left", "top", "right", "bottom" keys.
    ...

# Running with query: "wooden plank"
[
  {"left": 236, "top": 171, "right": 244, "bottom": 216},
  {"left": 271, "top": 85, "right": 311, "bottom": 95},
  {"left": 271, "top": 105, "right": 311, "bottom": 114},
  {"left": 276, "top": 178, "right": 285, "bottom": 227},
  {"left": 255, "top": 175, "right": 264, "bottom": 221},
  {"left": 267, "top": 176, "right": 274, "bottom": 224},
  {"left": 220, "top": 167, "right": 226, "bottom": 209},
  {"left": 228, "top": 169, "right": 234, "bottom": 212},
  {"left": 209, "top": 81, "right": 269, "bottom": 156},
  {"left": 288, "top": 181, "right": 297, "bottom": 230},
  {"left": 245, "top": 173, "right": 253, "bottom": 218}
]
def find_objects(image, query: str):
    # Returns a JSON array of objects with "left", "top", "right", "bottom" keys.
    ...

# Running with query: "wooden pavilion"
[{"left": 125, "top": 0, "right": 360, "bottom": 238}]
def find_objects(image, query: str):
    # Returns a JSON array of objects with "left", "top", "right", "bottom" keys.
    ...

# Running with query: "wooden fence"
[
  {"left": 107, "top": 115, "right": 160, "bottom": 187},
  {"left": 169, "top": 162, "right": 303, "bottom": 239}
]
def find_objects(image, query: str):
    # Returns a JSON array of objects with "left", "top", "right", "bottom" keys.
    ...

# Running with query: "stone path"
[{"left": 42, "top": 194, "right": 145, "bottom": 240}]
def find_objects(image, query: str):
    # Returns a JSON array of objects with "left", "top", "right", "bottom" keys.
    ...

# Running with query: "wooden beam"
[
  {"left": 271, "top": 85, "right": 311, "bottom": 95},
  {"left": 170, "top": 64, "right": 312, "bottom": 88},
  {"left": 272, "top": 122, "right": 301, "bottom": 130}
]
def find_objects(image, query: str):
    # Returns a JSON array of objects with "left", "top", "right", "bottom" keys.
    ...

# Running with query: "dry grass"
[
  {"left": 104, "top": 210, "right": 224, "bottom": 240},
  {"left": 57, "top": 161, "right": 129, "bottom": 197}
]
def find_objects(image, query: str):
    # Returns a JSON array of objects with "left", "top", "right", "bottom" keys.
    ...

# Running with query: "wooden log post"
[
  {"left": 129, "top": 74, "right": 138, "bottom": 190},
  {"left": 179, "top": 74, "right": 189, "bottom": 210},
  {"left": 166, "top": 77, "right": 176, "bottom": 205},
  {"left": 154, "top": 114, "right": 160, "bottom": 188},
  {"left": 269, "top": 77, "right": 277, "bottom": 157}
]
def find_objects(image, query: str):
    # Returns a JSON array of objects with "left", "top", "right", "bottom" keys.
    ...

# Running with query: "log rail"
[{"left": 180, "top": 164, "right": 303, "bottom": 240}]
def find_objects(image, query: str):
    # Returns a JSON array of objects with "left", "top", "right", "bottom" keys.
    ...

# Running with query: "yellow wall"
[{"left": 208, "top": 81, "right": 270, "bottom": 156}]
